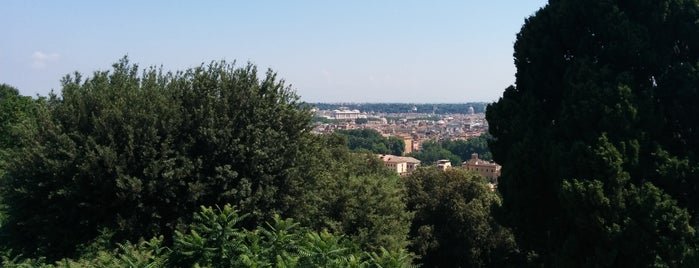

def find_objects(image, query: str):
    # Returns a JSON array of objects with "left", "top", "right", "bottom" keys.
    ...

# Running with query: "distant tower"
[
  {"left": 468, "top": 106, "right": 475, "bottom": 115},
  {"left": 412, "top": 105, "right": 417, "bottom": 112}
]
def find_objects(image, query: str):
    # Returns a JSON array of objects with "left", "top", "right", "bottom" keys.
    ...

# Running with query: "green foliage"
[
  {"left": 442, "top": 133, "right": 493, "bottom": 161},
  {"left": 291, "top": 134, "right": 413, "bottom": 253},
  {"left": 407, "top": 134, "right": 494, "bottom": 168},
  {"left": 170, "top": 205, "right": 414, "bottom": 267},
  {"left": 311, "top": 117, "right": 347, "bottom": 124},
  {"left": 0, "top": 84, "right": 41, "bottom": 259},
  {"left": 0, "top": 84, "right": 38, "bottom": 185},
  {"left": 487, "top": 1, "right": 699, "bottom": 266},
  {"left": 405, "top": 167, "right": 519, "bottom": 267},
  {"left": 170, "top": 204, "right": 248, "bottom": 267},
  {"left": 3, "top": 57, "right": 513, "bottom": 267},
  {"left": 0, "top": 84, "right": 36, "bottom": 151},
  {"left": 2, "top": 205, "right": 414, "bottom": 267},
  {"left": 337, "top": 129, "right": 405, "bottom": 156},
  {"left": 0, "top": 57, "right": 312, "bottom": 260},
  {"left": 0, "top": 205, "right": 413, "bottom": 267},
  {"left": 1, "top": 58, "right": 415, "bottom": 263},
  {"left": 1, "top": 235, "right": 166, "bottom": 268},
  {"left": 355, "top": 118, "right": 369, "bottom": 124},
  {"left": 408, "top": 140, "right": 461, "bottom": 165}
]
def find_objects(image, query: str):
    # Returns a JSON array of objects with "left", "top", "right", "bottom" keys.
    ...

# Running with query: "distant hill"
[{"left": 310, "top": 103, "right": 488, "bottom": 114}]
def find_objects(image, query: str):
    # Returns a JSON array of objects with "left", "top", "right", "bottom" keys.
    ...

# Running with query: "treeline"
[
  {"left": 312, "top": 103, "right": 487, "bottom": 114},
  {"left": 408, "top": 134, "right": 492, "bottom": 165},
  {"left": 0, "top": 59, "right": 515, "bottom": 267},
  {"left": 327, "top": 128, "right": 494, "bottom": 166},
  {"left": 336, "top": 129, "right": 405, "bottom": 156}
]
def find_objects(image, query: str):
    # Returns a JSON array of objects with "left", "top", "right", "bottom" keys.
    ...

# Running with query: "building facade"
[
  {"left": 462, "top": 153, "right": 501, "bottom": 183},
  {"left": 333, "top": 109, "right": 361, "bottom": 119},
  {"left": 436, "top": 159, "right": 452, "bottom": 170},
  {"left": 378, "top": 154, "right": 421, "bottom": 175},
  {"left": 394, "top": 134, "right": 413, "bottom": 155}
]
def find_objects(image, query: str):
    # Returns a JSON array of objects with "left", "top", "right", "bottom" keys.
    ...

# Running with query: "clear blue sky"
[{"left": 1, "top": 1, "right": 547, "bottom": 103}]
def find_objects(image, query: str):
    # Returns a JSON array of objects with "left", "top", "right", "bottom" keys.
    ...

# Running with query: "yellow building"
[
  {"left": 462, "top": 153, "right": 501, "bottom": 183},
  {"left": 378, "top": 154, "right": 421, "bottom": 175},
  {"left": 394, "top": 134, "right": 413, "bottom": 155}
]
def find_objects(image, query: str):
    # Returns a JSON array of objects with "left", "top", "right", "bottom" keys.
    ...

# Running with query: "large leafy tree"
[
  {"left": 1, "top": 57, "right": 313, "bottom": 259},
  {"left": 0, "top": 84, "right": 38, "bottom": 238},
  {"left": 487, "top": 0, "right": 699, "bottom": 266},
  {"left": 0, "top": 84, "right": 37, "bottom": 170},
  {"left": 405, "top": 167, "right": 518, "bottom": 267},
  {"left": 442, "top": 133, "right": 493, "bottom": 161},
  {"left": 292, "top": 133, "right": 412, "bottom": 253}
]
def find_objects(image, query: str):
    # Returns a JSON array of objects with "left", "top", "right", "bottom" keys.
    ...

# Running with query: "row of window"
[{"left": 467, "top": 167, "right": 497, "bottom": 173}]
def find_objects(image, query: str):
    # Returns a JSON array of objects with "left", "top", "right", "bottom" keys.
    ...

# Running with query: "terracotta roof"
[{"left": 378, "top": 154, "right": 421, "bottom": 164}]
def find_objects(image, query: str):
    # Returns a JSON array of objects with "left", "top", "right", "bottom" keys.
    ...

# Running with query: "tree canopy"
[
  {"left": 1, "top": 205, "right": 414, "bottom": 267},
  {"left": 0, "top": 58, "right": 417, "bottom": 264},
  {"left": 442, "top": 133, "right": 493, "bottom": 161},
  {"left": 405, "top": 167, "right": 519, "bottom": 267},
  {"left": 0, "top": 84, "right": 37, "bottom": 171},
  {"left": 487, "top": 0, "right": 699, "bottom": 266},
  {"left": 336, "top": 129, "right": 405, "bottom": 156},
  {"left": 408, "top": 140, "right": 462, "bottom": 165},
  {"left": 287, "top": 133, "right": 412, "bottom": 253},
  {"left": 1, "top": 57, "right": 313, "bottom": 259}
]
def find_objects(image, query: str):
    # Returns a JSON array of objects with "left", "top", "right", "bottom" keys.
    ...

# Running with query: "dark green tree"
[
  {"left": 442, "top": 133, "right": 493, "bottom": 161},
  {"left": 0, "top": 84, "right": 40, "bottom": 250},
  {"left": 170, "top": 204, "right": 414, "bottom": 268},
  {"left": 354, "top": 118, "right": 368, "bottom": 124},
  {"left": 487, "top": 1, "right": 699, "bottom": 266},
  {"left": 405, "top": 167, "right": 519, "bottom": 267},
  {"left": 0, "top": 57, "right": 313, "bottom": 260},
  {"left": 291, "top": 133, "right": 412, "bottom": 253},
  {"left": 337, "top": 129, "right": 405, "bottom": 156},
  {"left": 0, "top": 84, "right": 37, "bottom": 171},
  {"left": 408, "top": 140, "right": 461, "bottom": 165},
  {"left": 1, "top": 205, "right": 415, "bottom": 267}
]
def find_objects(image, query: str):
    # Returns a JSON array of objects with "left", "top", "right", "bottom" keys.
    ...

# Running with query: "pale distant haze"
[{"left": 1, "top": 1, "right": 547, "bottom": 103}]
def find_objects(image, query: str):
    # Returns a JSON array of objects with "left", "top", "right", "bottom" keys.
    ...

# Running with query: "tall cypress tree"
[{"left": 487, "top": 1, "right": 699, "bottom": 266}]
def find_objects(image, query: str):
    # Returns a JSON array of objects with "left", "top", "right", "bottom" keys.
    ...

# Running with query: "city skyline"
[{"left": 2, "top": 1, "right": 547, "bottom": 102}]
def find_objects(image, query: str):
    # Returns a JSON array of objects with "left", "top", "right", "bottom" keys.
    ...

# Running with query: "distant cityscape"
[
  {"left": 310, "top": 103, "right": 501, "bottom": 187},
  {"left": 310, "top": 103, "right": 489, "bottom": 145}
]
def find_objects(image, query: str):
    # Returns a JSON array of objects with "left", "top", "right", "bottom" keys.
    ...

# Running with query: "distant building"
[
  {"left": 394, "top": 134, "right": 413, "bottom": 155},
  {"left": 436, "top": 159, "right": 451, "bottom": 170},
  {"left": 333, "top": 108, "right": 361, "bottom": 120},
  {"left": 462, "top": 153, "right": 501, "bottom": 183},
  {"left": 378, "top": 154, "right": 421, "bottom": 175}
]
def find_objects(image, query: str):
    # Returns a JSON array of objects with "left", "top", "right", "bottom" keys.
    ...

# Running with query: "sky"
[{"left": 1, "top": 1, "right": 547, "bottom": 103}]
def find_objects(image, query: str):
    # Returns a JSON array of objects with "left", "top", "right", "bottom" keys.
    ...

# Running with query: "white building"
[
  {"left": 436, "top": 159, "right": 452, "bottom": 170},
  {"left": 333, "top": 109, "right": 361, "bottom": 120}
]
